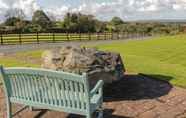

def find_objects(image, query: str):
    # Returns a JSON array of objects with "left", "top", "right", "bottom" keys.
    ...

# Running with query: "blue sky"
[{"left": 0, "top": 0, "right": 186, "bottom": 22}]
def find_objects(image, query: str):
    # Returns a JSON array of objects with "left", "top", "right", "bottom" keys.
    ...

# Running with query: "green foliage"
[
  {"left": 111, "top": 17, "right": 124, "bottom": 26},
  {"left": 116, "top": 22, "right": 183, "bottom": 35},
  {"left": 32, "top": 10, "right": 52, "bottom": 31},
  {"left": 60, "top": 13, "right": 97, "bottom": 33},
  {"left": 95, "top": 20, "right": 107, "bottom": 32},
  {"left": 4, "top": 17, "right": 28, "bottom": 32},
  {"left": 78, "top": 14, "right": 95, "bottom": 32},
  {"left": 0, "top": 10, "right": 184, "bottom": 34},
  {"left": 4, "top": 17, "right": 21, "bottom": 26},
  {"left": 23, "top": 24, "right": 42, "bottom": 33}
]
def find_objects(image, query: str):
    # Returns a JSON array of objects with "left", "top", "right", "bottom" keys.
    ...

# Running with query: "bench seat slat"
[
  {"left": 54, "top": 78, "right": 60, "bottom": 106},
  {"left": 20, "top": 74, "right": 26, "bottom": 100},
  {"left": 0, "top": 67, "right": 104, "bottom": 118},
  {"left": 34, "top": 76, "right": 40, "bottom": 103},
  {"left": 15, "top": 75, "right": 21, "bottom": 99},
  {"left": 60, "top": 79, "right": 66, "bottom": 106},
  {"left": 75, "top": 82, "right": 80, "bottom": 109},
  {"left": 64, "top": 80, "right": 70, "bottom": 108},
  {"left": 70, "top": 81, "right": 75, "bottom": 108},
  {"left": 79, "top": 83, "right": 85, "bottom": 110}
]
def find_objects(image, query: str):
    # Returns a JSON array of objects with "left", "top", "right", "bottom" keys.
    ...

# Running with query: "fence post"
[
  {"left": 128, "top": 33, "right": 131, "bottom": 39},
  {"left": 68, "top": 32, "right": 70, "bottom": 41},
  {"left": 79, "top": 32, "right": 81, "bottom": 41},
  {"left": 19, "top": 33, "right": 22, "bottom": 44},
  {"left": 52, "top": 33, "right": 55, "bottom": 42},
  {"left": 36, "top": 32, "right": 39, "bottom": 44},
  {"left": 117, "top": 32, "right": 119, "bottom": 40},
  {"left": 144, "top": 32, "right": 146, "bottom": 38},
  {"left": 122, "top": 31, "right": 125, "bottom": 39},
  {"left": 111, "top": 32, "right": 113, "bottom": 40},
  {"left": 104, "top": 32, "right": 106, "bottom": 40},
  {"left": 66, "top": 32, "right": 69, "bottom": 41},
  {"left": 143, "top": 32, "right": 145, "bottom": 38},
  {"left": 1, "top": 33, "right": 3, "bottom": 45},
  {"left": 88, "top": 32, "right": 91, "bottom": 40},
  {"left": 97, "top": 32, "right": 99, "bottom": 40}
]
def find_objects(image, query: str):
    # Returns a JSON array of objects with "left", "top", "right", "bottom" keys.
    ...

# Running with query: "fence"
[{"left": 0, "top": 32, "right": 147, "bottom": 45}]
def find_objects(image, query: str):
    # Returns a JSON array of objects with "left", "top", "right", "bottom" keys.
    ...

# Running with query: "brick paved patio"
[{"left": 1, "top": 74, "right": 186, "bottom": 118}]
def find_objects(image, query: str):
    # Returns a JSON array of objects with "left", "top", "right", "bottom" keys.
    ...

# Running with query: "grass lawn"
[
  {"left": 0, "top": 50, "right": 42, "bottom": 67},
  {"left": 95, "top": 34, "right": 186, "bottom": 88},
  {"left": 1, "top": 34, "right": 186, "bottom": 87}
]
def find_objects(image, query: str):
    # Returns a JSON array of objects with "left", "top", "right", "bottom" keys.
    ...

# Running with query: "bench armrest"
[{"left": 90, "top": 80, "right": 104, "bottom": 97}]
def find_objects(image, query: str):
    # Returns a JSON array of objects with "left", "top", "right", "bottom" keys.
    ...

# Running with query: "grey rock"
[{"left": 41, "top": 46, "right": 125, "bottom": 87}]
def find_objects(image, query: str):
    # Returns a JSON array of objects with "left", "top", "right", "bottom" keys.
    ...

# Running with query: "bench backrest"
[{"left": 0, "top": 66, "right": 90, "bottom": 112}]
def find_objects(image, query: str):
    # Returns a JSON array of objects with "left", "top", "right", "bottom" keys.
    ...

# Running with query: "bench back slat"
[{"left": 1, "top": 67, "right": 90, "bottom": 111}]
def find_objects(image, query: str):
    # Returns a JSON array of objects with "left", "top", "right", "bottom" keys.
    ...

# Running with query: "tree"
[
  {"left": 46, "top": 11, "right": 57, "bottom": 22},
  {"left": 32, "top": 10, "right": 52, "bottom": 31},
  {"left": 23, "top": 23, "right": 42, "bottom": 33},
  {"left": 4, "top": 17, "right": 21, "bottom": 26},
  {"left": 5, "top": 8, "right": 25, "bottom": 20},
  {"left": 95, "top": 20, "right": 106, "bottom": 32},
  {"left": 110, "top": 17, "right": 124, "bottom": 26},
  {"left": 62, "top": 13, "right": 96, "bottom": 33}
]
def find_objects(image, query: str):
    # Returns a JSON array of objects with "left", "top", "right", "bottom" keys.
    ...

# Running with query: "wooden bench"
[{"left": 0, "top": 66, "right": 104, "bottom": 118}]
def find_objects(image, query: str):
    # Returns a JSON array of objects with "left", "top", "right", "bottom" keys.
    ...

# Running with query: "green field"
[
  {"left": 95, "top": 34, "right": 186, "bottom": 87},
  {"left": 1, "top": 34, "right": 186, "bottom": 87}
]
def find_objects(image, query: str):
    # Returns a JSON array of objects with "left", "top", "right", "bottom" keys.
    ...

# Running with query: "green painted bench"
[{"left": 0, "top": 66, "right": 104, "bottom": 118}]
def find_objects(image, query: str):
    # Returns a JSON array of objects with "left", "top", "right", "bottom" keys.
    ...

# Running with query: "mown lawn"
[
  {"left": 96, "top": 34, "right": 186, "bottom": 87},
  {"left": 1, "top": 34, "right": 186, "bottom": 87},
  {"left": 0, "top": 50, "right": 42, "bottom": 67}
]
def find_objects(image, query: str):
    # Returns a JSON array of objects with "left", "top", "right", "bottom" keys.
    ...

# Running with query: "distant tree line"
[{"left": 0, "top": 8, "right": 184, "bottom": 35}]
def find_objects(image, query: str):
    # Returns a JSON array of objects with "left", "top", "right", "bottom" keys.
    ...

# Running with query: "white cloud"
[
  {"left": 45, "top": 6, "right": 69, "bottom": 20},
  {"left": 12, "top": 0, "right": 40, "bottom": 15},
  {"left": 0, "top": 0, "right": 9, "bottom": 9},
  {"left": 1, "top": 0, "right": 186, "bottom": 22},
  {"left": 0, "top": 0, "right": 40, "bottom": 21}
]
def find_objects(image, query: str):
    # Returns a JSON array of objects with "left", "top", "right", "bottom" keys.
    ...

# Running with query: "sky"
[{"left": 0, "top": 0, "right": 186, "bottom": 22}]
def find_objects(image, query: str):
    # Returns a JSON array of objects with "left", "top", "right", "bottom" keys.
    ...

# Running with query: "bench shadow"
[
  {"left": 33, "top": 109, "right": 129, "bottom": 118},
  {"left": 66, "top": 109, "right": 129, "bottom": 118},
  {"left": 33, "top": 73, "right": 174, "bottom": 118},
  {"left": 104, "top": 73, "right": 173, "bottom": 102},
  {"left": 102, "top": 109, "right": 130, "bottom": 118},
  {"left": 34, "top": 109, "right": 48, "bottom": 118}
]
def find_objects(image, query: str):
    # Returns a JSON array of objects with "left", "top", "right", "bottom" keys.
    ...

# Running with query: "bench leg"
[
  {"left": 29, "top": 106, "right": 33, "bottom": 111},
  {"left": 86, "top": 114, "right": 91, "bottom": 118},
  {"left": 97, "top": 106, "right": 103, "bottom": 118},
  {"left": 98, "top": 109, "right": 103, "bottom": 118},
  {"left": 6, "top": 101, "right": 12, "bottom": 118}
]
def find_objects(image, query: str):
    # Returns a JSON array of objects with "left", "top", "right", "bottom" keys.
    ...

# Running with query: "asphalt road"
[{"left": 0, "top": 37, "right": 151, "bottom": 53}]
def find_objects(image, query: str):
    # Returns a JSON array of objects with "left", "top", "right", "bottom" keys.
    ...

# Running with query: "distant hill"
[{"left": 128, "top": 19, "right": 186, "bottom": 24}]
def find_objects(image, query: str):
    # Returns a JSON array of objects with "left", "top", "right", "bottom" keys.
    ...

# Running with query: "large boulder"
[{"left": 41, "top": 46, "right": 125, "bottom": 87}]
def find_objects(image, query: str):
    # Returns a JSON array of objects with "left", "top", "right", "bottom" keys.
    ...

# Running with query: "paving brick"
[
  {"left": 138, "top": 110, "right": 158, "bottom": 118},
  {"left": 1, "top": 75, "right": 186, "bottom": 118}
]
